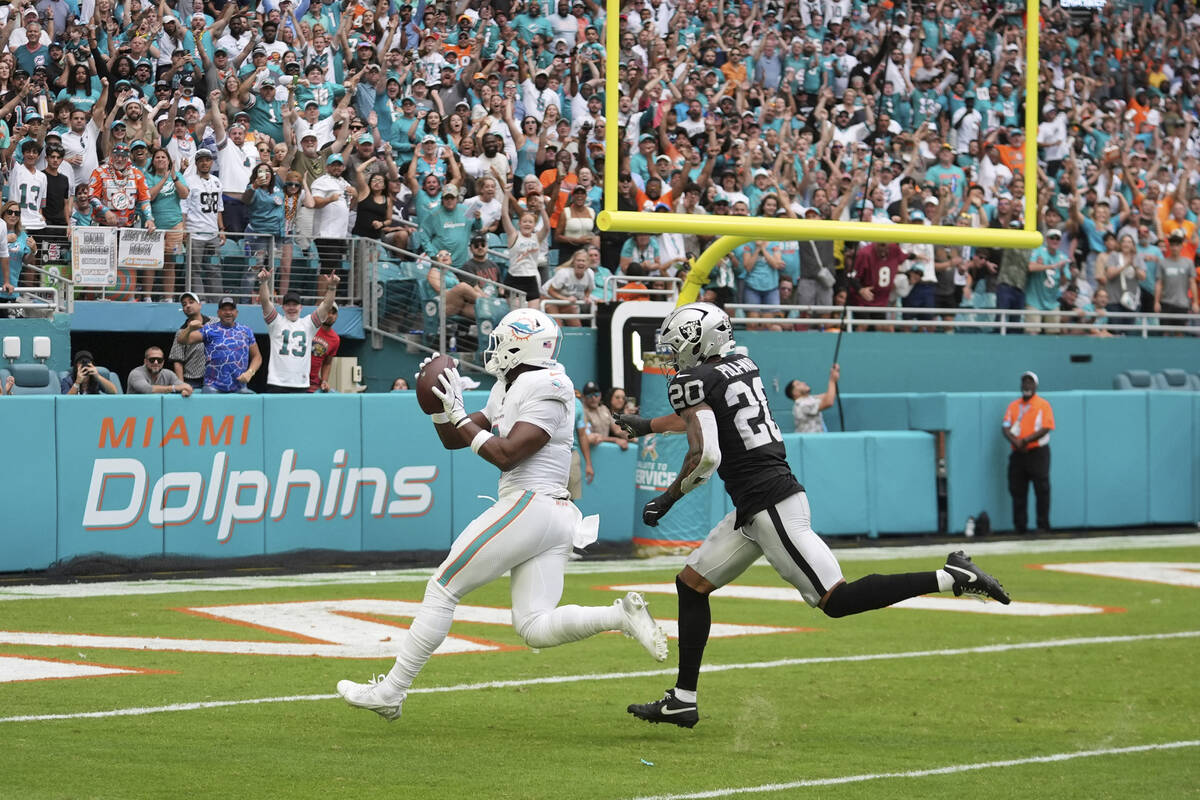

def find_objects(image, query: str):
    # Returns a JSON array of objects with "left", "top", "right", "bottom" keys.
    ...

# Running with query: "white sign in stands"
[
  {"left": 71, "top": 227, "right": 117, "bottom": 286},
  {"left": 116, "top": 228, "right": 165, "bottom": 271}
]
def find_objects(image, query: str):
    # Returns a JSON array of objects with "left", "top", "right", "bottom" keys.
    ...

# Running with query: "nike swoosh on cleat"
[
  {"left": 660, "top": 706, "right": 697, "bottom": 715},
  {"left": 946, "top": 565, "right": 977, "bottom": 583}
]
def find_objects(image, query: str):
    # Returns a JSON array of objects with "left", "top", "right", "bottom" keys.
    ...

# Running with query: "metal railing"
[
  {"left": 364, "top": 239, "right": 525, "bottom": 375},
  {"left": 725, "top": 303, "right": 1200, "bottom": 337},
  {"left": 599, "top": 274, "right": 682, "bottom": 303},
  {"left": 24, "top": 226, "right": 364, "bottom": 306},
  {"left": 541, "top": 296, "right": 596, "bottom": 327},
  {"left": 0, "top": 285, "right": 60, "bottom": 317}
]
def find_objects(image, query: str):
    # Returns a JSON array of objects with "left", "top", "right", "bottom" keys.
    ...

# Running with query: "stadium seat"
[
  {"left": 474, "top": 296, "right": 509, "bottom": 354},
  {"left": 416, "top": 263, "right": 471, "bottom": 347},
  {"left": 1191, "top": 374, "right": 1200, "bottom": 391},
  {"left": 1151, "top": 369, "right": 1193, "bottom": 391},
  {"left": 1112, "top": 370, "right": 1153, "bottom": 390},
  {"left": 1, "top": 364, "right": 60, "bottom": 394}
]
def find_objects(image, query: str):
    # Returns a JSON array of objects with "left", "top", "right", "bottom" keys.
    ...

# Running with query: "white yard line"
[
  {"left": 2, "top": 630, "right": 1196, "bottom": 724},
  {"left": 2, "top": 533, "right": 1198, "bottom": 602},
  {"left": 623, "top": 740, "right": 1200, "bottom": 800}
]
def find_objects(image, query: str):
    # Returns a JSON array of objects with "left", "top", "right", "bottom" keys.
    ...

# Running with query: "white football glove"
[
  {"left": 431, "top": 367, "right": 468, "bottom": 426},
  {"left": 417, "top": 352, "right": 459, "bottom": 380}
]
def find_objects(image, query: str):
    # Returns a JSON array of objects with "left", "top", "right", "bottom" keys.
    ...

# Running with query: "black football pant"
[{"left": 1009, "top": 446, "right": 1050, "bottom": 533}]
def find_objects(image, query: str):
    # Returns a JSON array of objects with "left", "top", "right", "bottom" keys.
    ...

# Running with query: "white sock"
[
  {"left": 672, "top": 688, "right": 697, "bottom": 703},
  {"left": 383, "top": 580, "right": 458, "bottom": 699},
  {"left": 516, "top": 603, "right": 625, "bottom": 649},
  {"left": 936, "top": 569, "right": 954, "bottom": 592}
]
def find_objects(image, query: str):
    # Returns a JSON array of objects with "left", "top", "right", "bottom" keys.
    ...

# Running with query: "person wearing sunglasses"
[{"left": 127, "top": 346, "right": 192, "bottom": 395}]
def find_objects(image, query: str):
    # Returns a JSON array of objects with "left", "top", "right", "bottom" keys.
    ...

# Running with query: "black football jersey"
[{"left": 669, "top": 354, "right": 803, "bottom": 527}]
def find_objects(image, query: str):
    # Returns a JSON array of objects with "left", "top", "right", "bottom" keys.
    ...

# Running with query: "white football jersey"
[
  {"left": 265, "top": 308, "right": 320, "bottom": 388},
  {"left": 483, "top": 366, "right": 574, "bottom": 499}
]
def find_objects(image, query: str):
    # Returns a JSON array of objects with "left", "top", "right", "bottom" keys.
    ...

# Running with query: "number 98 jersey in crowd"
[{"left": 669, "top": 353, "right": 803, "bottom": 528}]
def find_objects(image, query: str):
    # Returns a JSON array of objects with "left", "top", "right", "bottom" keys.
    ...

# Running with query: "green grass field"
[{"left": 1, "top": 536, "right": 1198, "bottom": 800}]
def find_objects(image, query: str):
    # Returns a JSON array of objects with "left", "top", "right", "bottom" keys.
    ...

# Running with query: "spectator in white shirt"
[
  {"left": 542, "top": 250, "right": 594, "bottom": 326},
  {"left": 310, "top": 154, "right": 355, "bottom": 299},
  {"left": 182, "top": 148, "right": 226, "bottom": 299}
]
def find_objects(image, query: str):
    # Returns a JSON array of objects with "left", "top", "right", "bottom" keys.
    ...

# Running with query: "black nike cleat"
[
  {"left": 627, "top": 689, "right": 699, "bottom": 728},
  {"left": 945, "top": 550, "right": 1012, "bottom": 604}
]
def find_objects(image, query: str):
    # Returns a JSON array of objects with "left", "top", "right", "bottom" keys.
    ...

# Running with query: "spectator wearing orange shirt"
[
  {"left": 538, "top": 149, "right": 577, "bottom": 229},
  {"left": 1160, "top": 202, "right": 1198, "bottom": 263},
  {"left": 994, "top": 128, "right": 1026, "bottom": 178},
  {"left": 1002, "top": 371, "right": 1055, "bottom": 534}
]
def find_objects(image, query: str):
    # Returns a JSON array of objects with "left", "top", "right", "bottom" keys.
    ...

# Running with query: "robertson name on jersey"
[{"left": 668, "top": 353, "right": 803, "bottom": 526}]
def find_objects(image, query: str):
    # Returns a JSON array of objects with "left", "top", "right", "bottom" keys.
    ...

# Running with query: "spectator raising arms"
[
  {"left": 786, "top": 365, "right": 841, "bottom": 433},
  {"left": 257, "top": 267, "right": 340, "bottom": 394},
  {"left": 175, "top": 296, "right": 262, "bottom": 395}
]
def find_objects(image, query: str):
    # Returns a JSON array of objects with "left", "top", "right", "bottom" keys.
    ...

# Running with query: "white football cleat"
[
  {"left": 336, "top": 674, "right": 406, "bottom": 721},
  {"left": 617, "top": 591, "right": 668, "bottom": 662}
]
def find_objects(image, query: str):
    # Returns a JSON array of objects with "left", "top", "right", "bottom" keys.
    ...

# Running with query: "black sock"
[
  {"left": 822, "top": 572, "right": 939, "bottom": 618},
  {"left": 674, "top": 575, "right": 711, "bottom": 693}
]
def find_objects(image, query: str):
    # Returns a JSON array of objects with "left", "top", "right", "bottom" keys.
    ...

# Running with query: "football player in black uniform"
[{"left": 620, "top": 302, "right": 1011, "bottom": 728}]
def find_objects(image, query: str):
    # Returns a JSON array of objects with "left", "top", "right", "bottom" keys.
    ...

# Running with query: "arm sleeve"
[
  {"left": 127, "top": 368, "right": 152, "bottom": 393},
  {"left": 518, "top": 394, "right": 570, "bottom": 437}
]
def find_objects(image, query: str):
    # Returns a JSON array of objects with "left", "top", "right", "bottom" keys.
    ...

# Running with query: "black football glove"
[
  {"left": 642, "top": 492, "right": 677, "bottom": 527},
  {"left": 614, "top": 413, "right": 652, "bottom": 440}
]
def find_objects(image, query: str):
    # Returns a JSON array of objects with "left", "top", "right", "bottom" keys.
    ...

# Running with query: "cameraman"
[{"left": 62, "top": 350, "right": 117, "bottom": 395}]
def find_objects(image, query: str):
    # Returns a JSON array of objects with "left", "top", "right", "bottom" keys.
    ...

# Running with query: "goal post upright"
[{"left": 598, "top": 0, "right": 1043, "bottom": 307}]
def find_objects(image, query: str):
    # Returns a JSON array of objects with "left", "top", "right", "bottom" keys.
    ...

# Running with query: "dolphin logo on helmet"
[{"left": 483, "top": 308, "right": 562, "bottom": 377}]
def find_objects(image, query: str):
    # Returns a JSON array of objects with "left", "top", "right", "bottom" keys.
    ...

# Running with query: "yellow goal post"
[{"left": 598, "top": 0, "right": 1043, "bottom": 305}]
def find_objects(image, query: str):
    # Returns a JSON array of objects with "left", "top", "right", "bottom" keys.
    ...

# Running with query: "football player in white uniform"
[
  {"left": 620, "top": 303, "right": 1010, "bottom": 728},
  {"left": 257, "top": 268, "right": 339, "bottom": 393},
  {"left": 337, "top": 308, "right": 668, "bottom": 721}
]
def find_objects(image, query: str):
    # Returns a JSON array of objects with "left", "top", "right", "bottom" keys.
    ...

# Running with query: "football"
[{"left": 416, "top": 354, "right": 458, "bottom": 415}]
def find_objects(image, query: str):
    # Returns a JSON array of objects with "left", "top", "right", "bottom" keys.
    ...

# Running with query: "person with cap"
[
  {"left": 578, "top": 380, "right": 618, "bottom": 449},
  {"left": 419, "top": 180, "right": 478, "bottom": 266},
  {"left": 61, "top": 350, "right": 117, "bottom": 395},
  {"left": 308, "top": 301, "right": 341, "bottom": 393},
  {"left": 256, "top": 264, "right": 339, "bottom": 393},
  {"left": 175, "top": 294, "right": 263, "bottom": 394},
  {"left": 1025, "top": 228, "right": 1070, "bottom": 334},
  {"left": 168, "top": 291, "right": 212, "bottom": 389},
  {"left": 119, "top": 89, "right": 156, "bottom": 148},
  {"left": 1154, "top": 229, "right": 1199, "bottom": 331},
  {"left": 182, "top": 147, "right": 225, "bottom": 298},
  {"left": 310, "top": 152, "right": 355, "bottom": 297},
  {"left": 128, "top": 345, "right": 192, "bottom": 395},
  {"left": 208, "top": 88, "right": 261, "bottom": 239},
  {"left": 244, "top": 77, "right": 285, "bottom": 143},
  {"left": 87, "top": 140, "right": 155, "bottom": 231},
  {"left": 1002, "top": 371, "right": 1054, "bottom": 534}
]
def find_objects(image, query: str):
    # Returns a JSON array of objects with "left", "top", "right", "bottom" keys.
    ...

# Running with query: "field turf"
[{"left": 1, "top": 536, "right": 1197, "bottom": 800}]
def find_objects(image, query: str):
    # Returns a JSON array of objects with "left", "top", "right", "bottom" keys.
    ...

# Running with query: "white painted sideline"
[
  {"left": 2, "top": 630, "right": 1195, "bottom": 724},
  {"left": 623, "top": 740, "right": 1200, "bottom": 800},
  {"left": 1, "top": 533, "right": 1197, "bottom": 603}
]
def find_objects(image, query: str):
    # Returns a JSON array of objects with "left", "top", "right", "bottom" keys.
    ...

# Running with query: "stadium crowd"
[{"left": 0, "top": 0, "right": 1194, "bottom": 332}]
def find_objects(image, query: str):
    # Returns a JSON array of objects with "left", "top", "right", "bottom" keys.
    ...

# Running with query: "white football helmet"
[
  {"left": 483, "top": 308, "right": 562, "bottom": 377},
  {"left": 657, "top": 302, "right": 734, "bottom": 371}
]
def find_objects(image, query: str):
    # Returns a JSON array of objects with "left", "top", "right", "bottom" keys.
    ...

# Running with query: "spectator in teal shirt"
[
  {"left": 145, "top": 148, "right": 188, "bottom": 302},
  {"left": 740, "top": 240, "right": 785, "bottom": 306},
  {"left": 419, "top": 183, "right": 478, "bottom": 265},
  {"left": 1026, "top": 230, "right": 1069, "bottom": 331}
]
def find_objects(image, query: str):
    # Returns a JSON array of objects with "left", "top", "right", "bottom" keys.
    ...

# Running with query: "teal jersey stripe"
[{"left": 437, "top": 492, "right": 534, "bottom": 587}]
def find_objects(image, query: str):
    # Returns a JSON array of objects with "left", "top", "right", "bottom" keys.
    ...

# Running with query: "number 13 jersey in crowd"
[
  {"left": 265, "top": 308, "right": 321, "bottom": 389},
  {"left": 668, "top": 354, "right": 803, "bottom": 527}
]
